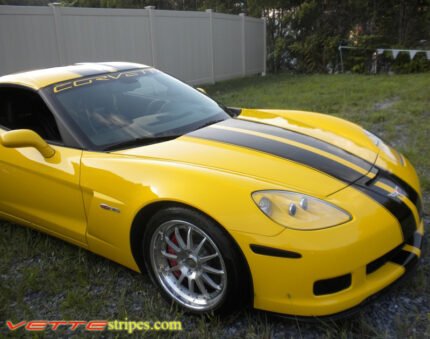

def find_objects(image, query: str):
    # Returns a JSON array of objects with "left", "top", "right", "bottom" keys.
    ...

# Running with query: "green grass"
[{"left": 1, "top": 73, "right": 430, "bottom": 338}]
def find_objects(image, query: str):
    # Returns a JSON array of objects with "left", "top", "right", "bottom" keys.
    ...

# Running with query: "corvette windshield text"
[{"left": 52, "top": 69, "right": 151, "bottom": 93}]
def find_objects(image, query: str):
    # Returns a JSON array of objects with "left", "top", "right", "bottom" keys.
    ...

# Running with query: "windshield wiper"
[{"left": 103, "top": 135, "right": 180, "bottom": 151}]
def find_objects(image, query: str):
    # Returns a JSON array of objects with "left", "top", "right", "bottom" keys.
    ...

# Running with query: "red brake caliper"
[{"left": 167, "top": 234, "right": 181, "bottom": 278}]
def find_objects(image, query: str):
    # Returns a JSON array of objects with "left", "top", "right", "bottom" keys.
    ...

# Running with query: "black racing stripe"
[
  {"left": 355, "top": 176, "right": 399, "bottom": 200},
  {"left": 406, "top": 232, "right": 423, "bottom": 249},
  {"left": 391, "top": 250, "right": 419, "bottom": 271},
  {"left": 223, "top": 118, "right": 373, "bottom": 172},
  {"left": 353, "top": 172, "right": 418, "bottom": 241},
  {"left": 369, "top": 166, "right": 379, "bottom": 176},
  {"left": 353, "top": 184, "right": 416, "bottom": 241},
  {"left": 225, "top": 118, "right": 423, "bottom": 220},
  {"left": 382, "top": 171, "right": 419, "bottom": 203},
  {"left": 357, "top": 167, "right": 380, "bottom": 187},
  {"left": 188, "top": 126, "right": 365, "bottom": 183},
  {"left": 190, "top": 120, "right": 420, "bottom": 242},
  {"left": 378, "top": 169, "right": 423, "bottom": 220}
]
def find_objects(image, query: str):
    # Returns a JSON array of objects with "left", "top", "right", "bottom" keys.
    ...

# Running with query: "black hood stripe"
[
  {"left": 378, "top": 169, "right": 423, "bottom": 220},
  {"left": 188, "top": 125, "right": 364, "bottom": 183},
  {"left": 188, "top": 118, "right": 419, "bottom": 240},
  {"left": 223, "top": 118, "right": 374, "bottom": 172},
  {"left": 353, "top": 182, "right": 417, "bottom": 241},
  {"left": 225, "top": 118, "right": 422, "bottom": 225},
  {"left": 362, "top": 169, "right": 423, "bottom": 222}
]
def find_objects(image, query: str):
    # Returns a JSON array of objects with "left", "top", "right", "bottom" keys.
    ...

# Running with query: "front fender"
[{"left": 80, "top": 151, "right": 285, "bottom": 271}]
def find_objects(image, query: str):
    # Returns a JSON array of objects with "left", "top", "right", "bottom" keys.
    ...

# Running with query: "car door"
[{"left": 0, "top": 86, "right": 87, "bottom": 245}]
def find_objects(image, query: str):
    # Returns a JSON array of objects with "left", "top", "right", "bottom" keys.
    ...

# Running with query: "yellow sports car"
[{"left": 0, "top": 62, "right": 424, "bottom": 317}]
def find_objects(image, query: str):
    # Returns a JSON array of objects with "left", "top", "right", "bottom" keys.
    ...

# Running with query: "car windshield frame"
[{"left": 43, "top": 67, "right": 230, "bottom": 152}]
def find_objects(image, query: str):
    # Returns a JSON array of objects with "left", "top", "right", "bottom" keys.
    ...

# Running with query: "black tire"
[{"left": 142, "top": 206, "right": 251, "bottom": 315}]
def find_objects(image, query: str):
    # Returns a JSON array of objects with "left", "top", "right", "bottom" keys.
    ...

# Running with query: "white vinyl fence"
[{"left": 0, "top": 5, "right": 266, "bottom": 85}]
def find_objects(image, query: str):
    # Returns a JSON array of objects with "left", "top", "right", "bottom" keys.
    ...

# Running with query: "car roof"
[{"left": 0, "top": 62, "right": 149, "bottom": 90}]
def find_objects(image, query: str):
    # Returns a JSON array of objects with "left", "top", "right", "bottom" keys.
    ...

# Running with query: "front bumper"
[
  {"left": 273, "top": 232, "right": 423, "bottom": 321},
  {"left": 232, "top": 184, "right": 424, "bottom": 317}
]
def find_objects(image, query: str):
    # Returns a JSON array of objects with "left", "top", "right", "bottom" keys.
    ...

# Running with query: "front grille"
[{"left": 314, "top": 274, "right": 352, "bottom": 296}]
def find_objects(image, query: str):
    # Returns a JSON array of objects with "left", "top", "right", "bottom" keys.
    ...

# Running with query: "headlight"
[{"left": 252, "top": 190, "right": 351, "bottom": 230}]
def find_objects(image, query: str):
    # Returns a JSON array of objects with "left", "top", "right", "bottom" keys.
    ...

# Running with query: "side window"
[{"left": 0, "top": 87, "right": 62, "bottom": 143}]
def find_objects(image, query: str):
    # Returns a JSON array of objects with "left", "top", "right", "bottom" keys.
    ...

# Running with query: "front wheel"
[{"left": 142, "top": 206, "right": 250, "bottom": 314}]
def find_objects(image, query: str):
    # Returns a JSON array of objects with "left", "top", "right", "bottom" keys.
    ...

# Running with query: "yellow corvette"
[{"left": 0, "top": 62, "right": 424, "bottom": 317}]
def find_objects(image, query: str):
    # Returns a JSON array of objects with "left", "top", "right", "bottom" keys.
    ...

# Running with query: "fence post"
[
  {"left": 206, "top": 9, "right": 215, "bottom": 84},
  {"left": 49, "top": 2, "right": 65, "bottom": 65},
  {"left": 239, "top": 13, "right": 246, "bottom": 77},
  {"left": 146, "top": 6, "right": 157, "bottom": 67},
  {"left": 262, "top": 17, "right": 267, "bottom": 76}
]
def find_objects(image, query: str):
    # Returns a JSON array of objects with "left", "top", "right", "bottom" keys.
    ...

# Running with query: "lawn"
[{"left": 1, "top": 73, "right": 429, "bottom": 338}]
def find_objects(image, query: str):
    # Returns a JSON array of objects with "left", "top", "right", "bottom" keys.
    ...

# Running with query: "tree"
[{"left": 2, "top": 0, "right": 429, "bottom": 73}]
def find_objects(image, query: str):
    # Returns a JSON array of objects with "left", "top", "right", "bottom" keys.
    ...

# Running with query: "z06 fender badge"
[{"left": 99, "top": 203, "right": 121, "bottom": 213}]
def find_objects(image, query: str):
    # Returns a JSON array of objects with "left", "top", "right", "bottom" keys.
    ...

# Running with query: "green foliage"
[
  {"left": 391, "top": 53, "right": 430, "bottom": 73},
  {"left": 290, "top": 35, "right": 319, "bottom": 73},
  {"left": 2, "top": 0, "right": 429, "bottom": 73},
  {"left": 253, "top": 0, "right": 430, "bottom": 73}
]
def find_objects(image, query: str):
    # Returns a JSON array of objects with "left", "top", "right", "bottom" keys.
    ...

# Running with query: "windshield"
[{"left": 50, "top": 68, "right": 229, "bottom": 150}]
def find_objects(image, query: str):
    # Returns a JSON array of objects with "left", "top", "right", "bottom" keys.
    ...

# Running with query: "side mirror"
[
  {"left": 0, "top": 129, "right": 56, "bottom": 158},
  {"left": 196, "top": 87, "right": 207, "bottom": 95}
]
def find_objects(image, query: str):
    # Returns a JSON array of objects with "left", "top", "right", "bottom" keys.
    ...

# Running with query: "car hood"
[{"left": 114, "top": 109, "right": 379, "bottom": 197}]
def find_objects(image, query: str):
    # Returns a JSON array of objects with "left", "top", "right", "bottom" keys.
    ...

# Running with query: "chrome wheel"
[{"left": 149, "top": 220, "right": 227, "bottom": 311}]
